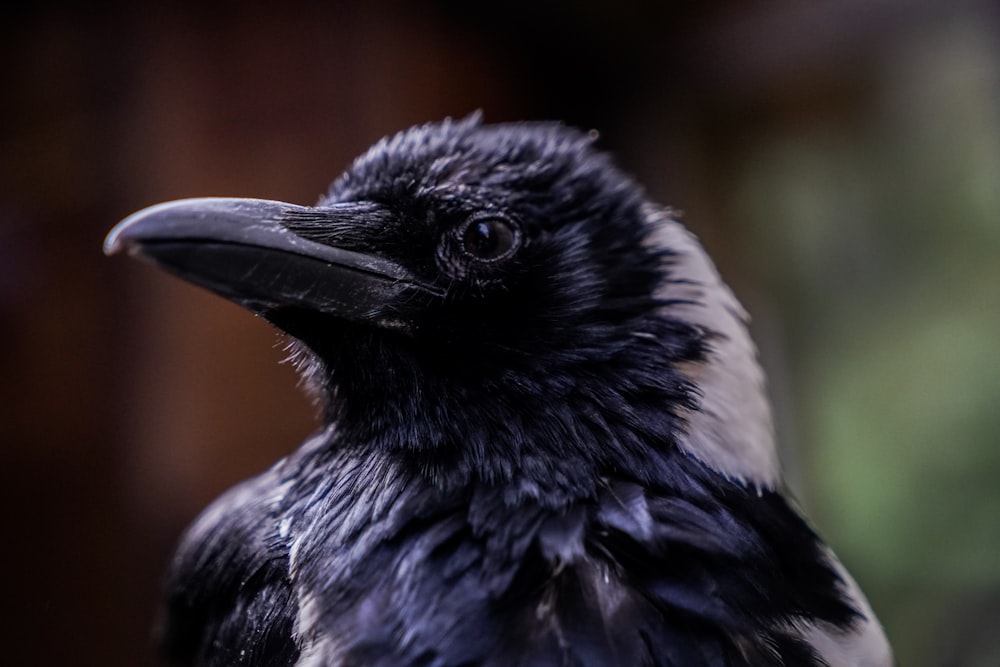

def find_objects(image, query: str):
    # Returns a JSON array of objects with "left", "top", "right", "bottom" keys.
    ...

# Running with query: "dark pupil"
[{"left": 463, "top": 219, "right": 513, "bottom": 260}]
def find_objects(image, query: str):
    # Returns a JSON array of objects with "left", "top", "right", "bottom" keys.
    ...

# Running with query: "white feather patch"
[{"left": 646, "top": 207, "right": 779, "bottom": 486}]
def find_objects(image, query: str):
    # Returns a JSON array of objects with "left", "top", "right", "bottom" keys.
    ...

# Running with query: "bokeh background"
[{"left": 3, "top": 1, "right": 998, "bottom": 665}]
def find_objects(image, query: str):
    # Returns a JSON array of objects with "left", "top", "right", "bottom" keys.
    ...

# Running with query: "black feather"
[{"left": 160, "top": 476, "right": 300, "bottom": 666}]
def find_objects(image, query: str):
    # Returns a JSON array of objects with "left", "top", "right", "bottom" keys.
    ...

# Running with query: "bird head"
[{"left": 106, "top": 114, "right": 777, "bottom": 501}]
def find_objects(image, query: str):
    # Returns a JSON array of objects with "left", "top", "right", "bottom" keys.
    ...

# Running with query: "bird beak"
[{"left": 104, "top": 197, "right": 441, "bottom": 333}]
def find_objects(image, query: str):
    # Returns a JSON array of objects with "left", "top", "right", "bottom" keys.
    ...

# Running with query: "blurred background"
[{"left": 2, "top": 1, "right": 998, "bottom": 664}]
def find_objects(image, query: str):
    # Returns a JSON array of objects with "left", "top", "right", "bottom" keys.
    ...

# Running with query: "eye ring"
[{"left": 459, "top": 214, "right": 521, "bottom": 262}]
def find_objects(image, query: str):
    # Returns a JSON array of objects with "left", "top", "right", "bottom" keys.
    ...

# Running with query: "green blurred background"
[{"left": 2, "top": 1, "right": 997, "bottom": 665}]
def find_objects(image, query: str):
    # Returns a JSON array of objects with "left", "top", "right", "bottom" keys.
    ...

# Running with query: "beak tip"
[
  {"left": 103, "top": 216, "right": 137, "bottom": 256},
  {"left": 103, "top": 229, "right": 124, "bottom": 256},
  {"left": 104, "top": 199, "right": 187, "bottom": 257}
]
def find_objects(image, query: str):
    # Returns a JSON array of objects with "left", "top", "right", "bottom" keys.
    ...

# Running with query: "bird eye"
[{"left": 460, "top": 215, "right": 520, "bottom": 262}]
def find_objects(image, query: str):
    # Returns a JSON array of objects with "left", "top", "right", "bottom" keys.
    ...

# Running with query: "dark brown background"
[{"left": 3, "top": 2, "right": 998, "bottom": 665}]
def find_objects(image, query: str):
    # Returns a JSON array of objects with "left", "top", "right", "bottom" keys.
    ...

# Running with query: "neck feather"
[{"left": 645, "top": 207, "right": 779, "bottom": 487}]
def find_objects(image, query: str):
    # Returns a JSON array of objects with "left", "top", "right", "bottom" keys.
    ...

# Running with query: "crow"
[{"left": 105, "top": 113, "right": 893, "bottom": 667}]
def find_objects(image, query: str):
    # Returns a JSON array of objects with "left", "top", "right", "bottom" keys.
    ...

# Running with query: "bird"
[{"left": 105, "top": 113, "right": 893, "bottom": 667}]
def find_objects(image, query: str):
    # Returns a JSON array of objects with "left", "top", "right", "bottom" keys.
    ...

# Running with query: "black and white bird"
[{"left": 106, "top": 114, "right": 893, "bottom": 667}]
